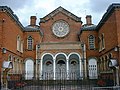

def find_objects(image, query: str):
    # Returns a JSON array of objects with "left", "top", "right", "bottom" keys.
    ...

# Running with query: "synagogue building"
[{"left": 0, "top": 3, "right": 120, "bottom": 83}]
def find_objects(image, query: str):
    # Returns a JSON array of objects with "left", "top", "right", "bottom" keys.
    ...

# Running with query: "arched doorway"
[
  {"left": 88, "top": 58, "right": 98, "bottom": 79},
  {"left": 42, "top": 54, "right": 53, "bottom": 80},
  {"left": 55, "top": 53, "right": 67, "bottom": 80},
  {"left": 25, "top": 59, "right": 34, "bottom": 80}
]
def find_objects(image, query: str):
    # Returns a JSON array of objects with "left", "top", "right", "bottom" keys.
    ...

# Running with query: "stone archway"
[
  {"left": 42, "top": 54, "right": 54, "bottom": 80},
  {"left": 55, "top": 53, "right": 67, "bottom": 80},
  {"left": 68, "top": 53, "right": 81, "bottom": 80},
  {"left": 40, "top": 52, "right": 82, "bottom": 80}
]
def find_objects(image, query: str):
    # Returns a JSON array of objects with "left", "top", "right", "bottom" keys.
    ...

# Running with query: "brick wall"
[
  {"left": 0, "top": 11, "right": 24, "bottom": 73},
  {"left": 23, "top": 31, "right": 41, "bottom": 60},
  {"left": 80, "top": 30, "right": 99, "bottom": 59},
  {"left": 40, "top": 12, "right": 82, "bottom": 43}
]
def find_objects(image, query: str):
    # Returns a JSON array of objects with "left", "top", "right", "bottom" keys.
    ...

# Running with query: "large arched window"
[
  {"left": 25, "top": 59, "right": 34, "bottom": 80},
  {"left": 88, "top": 35, "right": 95, "bottom": 49},
  {"left": 27, "top": 36, "right": 33, "bottom": 50}
]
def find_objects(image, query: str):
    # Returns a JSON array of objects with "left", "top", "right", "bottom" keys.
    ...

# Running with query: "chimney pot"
[
  {"left": 30, "top": 16, "right": 37, "bottom": 26},
  {"left": 86, "top": 15, "right": 92, "bottom": 25}
]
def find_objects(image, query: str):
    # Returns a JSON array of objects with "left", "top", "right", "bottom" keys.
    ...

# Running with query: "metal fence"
[
  {"left": 6, "top": 72, "right": 115, "bottom": 90},
  {"left": 7, "top": 72, "right": 94, "bottom": 90}
]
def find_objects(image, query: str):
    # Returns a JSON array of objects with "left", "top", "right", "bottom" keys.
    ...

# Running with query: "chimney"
[
  {"left": 30, "top": 16, "right": 37, "bottom": 26},
  {"left": 86, "top": 15, "right": 92, "bottom": 25}
]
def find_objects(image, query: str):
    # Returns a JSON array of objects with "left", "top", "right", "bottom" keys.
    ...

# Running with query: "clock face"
[{"left": 52, "top": 20, "right": 69, "bottom": 37}]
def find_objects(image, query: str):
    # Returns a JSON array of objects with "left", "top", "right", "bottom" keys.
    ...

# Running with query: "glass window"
[
  {"left": 101, "top": 34, "right": 105, "bottom": 49},
  {"left": 17, "top": 35, "right": 21, "bottom": 51},
  {"left": 21, "top": 41, "right": 23, "bottom": 53},
  {"left": 89, "top": 35, "right": 95, "bottom": 49},
  {"left": 27, "top": 36, "right": 33, "bottom": 50}
]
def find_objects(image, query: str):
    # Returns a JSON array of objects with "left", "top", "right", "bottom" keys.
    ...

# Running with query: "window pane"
[
  {"left": 89, "top": 35, "right": 95, "bottom": 49},
  {"left": 27, "top": 36, "right": 33, "bottom": 50}
]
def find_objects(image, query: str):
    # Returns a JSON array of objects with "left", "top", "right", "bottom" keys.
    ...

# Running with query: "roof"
[
  {"left": 81, "top": 25, "right": 96, "bottom": 31},
  {"left": 24, "top": 25, "right": 40, "bottom": 32},
  {"left": 96, "top": 3, "right": 120, "bottom": 30},
  {"left": 40, "top": 6, "right": 82, "bottom": 23},
  {"left": 0, "top": 6, "right": 24, "bottom": 31},
  {"left": 24, "top": 25, "right": 44, "bottom": 36},
  {"left": 78, "top": 25, "right": 96, "bottom": 35}
]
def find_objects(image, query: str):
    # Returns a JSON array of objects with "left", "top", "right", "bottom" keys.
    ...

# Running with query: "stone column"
[
  {"left": 116, "top": 67, "right": 119, "bottom": 86},
  {"left": 34, "top": 62, "right": 36, "bottom": 80},
  {"left": 53, "top": 59, "right": 56, "bottom": 80},
  {"left": 40, "top": 59, "right": 43, "bottom": 80},
  {"left": 84, "top": 58, "right": 87, "bottom": 78},
  {"left": 12, "top": 60, "right": 15, "bottom": 73},
  {"left": 66, "top": 59, "right": 69, "bottom": 79},
  {"left": 79, "top": 59, "right": 82, "bottom": 77}
]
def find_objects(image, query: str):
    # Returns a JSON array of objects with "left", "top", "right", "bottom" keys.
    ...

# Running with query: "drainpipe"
[
  {"left": 35, "top": 44, "right": 40, "bottom": 80},
  {"left": 81, "top": 42, "right": 87, "bottom": 79}
]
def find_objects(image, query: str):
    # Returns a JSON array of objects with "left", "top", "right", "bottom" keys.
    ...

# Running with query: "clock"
[{"left": 52, "top": 20, "right": 69, "bottom": 37}]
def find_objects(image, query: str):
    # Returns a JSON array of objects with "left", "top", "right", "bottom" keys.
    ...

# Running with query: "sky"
[{"left": 0, "top": 0, "right": 120, "bottom": 26}]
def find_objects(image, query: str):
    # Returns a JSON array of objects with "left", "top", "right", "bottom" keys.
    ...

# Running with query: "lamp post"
[{"left": 2, "top": 48, "right": 13, "bottom": 89}]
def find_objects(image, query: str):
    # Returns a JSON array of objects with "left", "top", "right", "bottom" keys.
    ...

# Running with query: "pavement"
[{"left": 1, "top": 87, "right": 11, "bottom": 90}]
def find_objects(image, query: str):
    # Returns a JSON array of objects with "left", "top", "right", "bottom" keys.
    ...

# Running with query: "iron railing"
[{"left": 6, "top": 72, "right": 115, "bottom": 90}]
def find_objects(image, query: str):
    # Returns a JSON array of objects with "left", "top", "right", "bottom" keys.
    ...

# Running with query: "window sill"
[{"left": 89, "top": 48, "right": 97, "bottom": 50}]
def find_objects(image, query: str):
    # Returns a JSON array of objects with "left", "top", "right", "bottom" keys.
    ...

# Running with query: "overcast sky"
[{"left": 0, "top": 0, "right": 120, "bottom": 26}]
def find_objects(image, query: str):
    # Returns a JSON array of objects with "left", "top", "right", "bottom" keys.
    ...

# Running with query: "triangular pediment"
[{"left": 40, "top": 6, "right": 82, "bottom": 23}]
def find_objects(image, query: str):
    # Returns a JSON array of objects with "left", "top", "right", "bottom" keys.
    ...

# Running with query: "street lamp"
[{"left": 2, "top": 48, "right": 7, "bottom": 54}]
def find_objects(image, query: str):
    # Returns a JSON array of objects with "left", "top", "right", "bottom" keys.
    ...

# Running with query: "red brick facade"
[{"left": 0, "top": 3, "right": 120, "bottom": 83}]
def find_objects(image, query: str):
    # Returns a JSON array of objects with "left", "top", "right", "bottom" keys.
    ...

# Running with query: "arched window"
[
  {"left": 8, "top": 55, "right": 12, "bottom": 61},
  {"left": 25, "top": 59, "right": 34, "bottom": 80},
  {"left": 99, "top": 33, "right": 105, "bottom": 51},
  {"left": 108, "top": 53, "right": 112, "bottom": 59},
  {"left": 98, "top": 37, "right": 101, "bottom": 51},
  {"left": 21, "top": 41, "right": 23, "bottom": 53},
  {"left": 101, "top": 33, "right": 105, "bottom": 49},
  {"left": 27, "top": 36, "right": 33, "bottom": 50},
  {"left": 17, "top": 35, "right": 21, "bottom": 51},
  {"left": 88, "top": 35, "right": 95, "bottom": 49}
]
